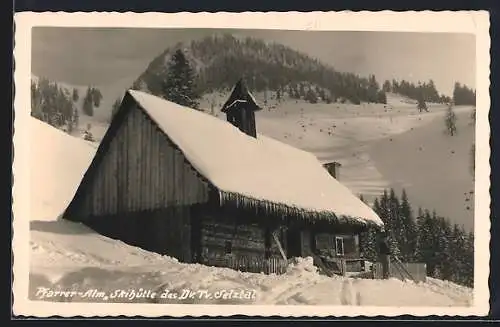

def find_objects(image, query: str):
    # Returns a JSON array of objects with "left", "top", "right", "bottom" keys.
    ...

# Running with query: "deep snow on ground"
[
  {"left": 29, "top": 219, "right": 473, "bottom": 306},
  {"left": 28, "top": 118, "right": 473, "bottom": 307}
]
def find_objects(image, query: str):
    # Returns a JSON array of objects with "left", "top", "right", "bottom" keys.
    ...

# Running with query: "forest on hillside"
[
  {"left": 134, "top": 35, "right": 473, "bottom": 108},
  {"left": 382, "top": 78, "right": 476, "bottom": 106},
  {"left": 134, "top": 34, "right": 391, "bottom": 105},
  {"left": 31, "top": 77, "right": 102, "bottom": 139},
  {"left": 359, "top": 189, "right": 474, "bottom": 287}
]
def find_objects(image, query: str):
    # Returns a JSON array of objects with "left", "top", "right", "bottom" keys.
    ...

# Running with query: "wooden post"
[
  {"left": 264, "top": 225, "right": 272, "bottom": 260},
  {"left": 272, "top": 231, "right": 287, "bottom": 261},
  {"left": 341, "top": 258, "right": 347, "bottom": 276}
]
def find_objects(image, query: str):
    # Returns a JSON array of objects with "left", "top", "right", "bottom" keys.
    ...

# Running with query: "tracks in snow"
[{"left": 340, "top": 279, "right": 362, "bottom": 306}]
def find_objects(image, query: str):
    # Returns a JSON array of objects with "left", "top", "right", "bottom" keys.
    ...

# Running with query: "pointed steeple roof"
[{"left": 221, "top": 78, "right": 262, "bottom": 113}]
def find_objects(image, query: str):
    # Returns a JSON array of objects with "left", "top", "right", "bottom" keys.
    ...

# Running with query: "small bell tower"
[{"left": 221, "top": 79, "right": 262, "bottom": 138}]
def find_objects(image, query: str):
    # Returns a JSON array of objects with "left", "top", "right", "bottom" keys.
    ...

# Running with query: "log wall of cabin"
[
  {"left": 74, "top": 103, "right": 210, "bottom": 219},
  {"left": 199, "top": 215, "right": 285, "bottom": 265}
]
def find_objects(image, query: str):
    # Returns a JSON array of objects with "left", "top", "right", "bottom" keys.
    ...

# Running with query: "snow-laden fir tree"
[
  {"left": 372, "top": 190, "right": 400, "bottom": 258},
  {"left": 399, "top": 189, "right": 418, "bottom": 262},
  {"left": 82, "top": 87, "right": 94, "bottom": 117},
  {"left": 449, "top": 224, "right": 466, "bottom": 284},
  {"left": 382, "top": 80, "right": 392, "bottom": 93},
  {"left": 463, "top": 231, "right": 474, "bottom": 287},
  {"left": 387, "top": 189, "right": 402, "bottom": 258},
  {"left": 91, "top": 88, "right": 103, "bottom": 108},
  {"left": 359, "top": 196, "right": 378, "bottom": 261},
  {"left": 31, "top": 77, "right": 78, "bottom": 134},
  {"left": 161, "top": 49, "right": 200, "bottom": 109},
  {"left": 415, "top": 209, "right": 435, "bottom": 270},
  {"left": 72, "top": 88, "right": 79, "bottom": 102}
]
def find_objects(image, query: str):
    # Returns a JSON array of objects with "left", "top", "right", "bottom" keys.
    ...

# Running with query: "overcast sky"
[{"left": 32, "top": 28, "right": 476, "bottom": 96}]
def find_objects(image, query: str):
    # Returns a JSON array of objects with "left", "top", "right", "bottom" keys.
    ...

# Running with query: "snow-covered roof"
[{"left": 128, "top": 90, "right": 383, "bottom": 227}]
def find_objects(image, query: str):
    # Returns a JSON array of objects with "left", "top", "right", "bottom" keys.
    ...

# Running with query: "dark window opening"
[
  {"left": 335, "top": 237, "right": 344, "bottom": 256},
  {"left": 224, "top": 241, "right": 232, "bottom": 254}
]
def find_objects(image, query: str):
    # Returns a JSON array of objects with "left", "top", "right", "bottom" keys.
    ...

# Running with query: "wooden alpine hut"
[{"left": 63, "top": 79, "right": 384, "bottom": 275}]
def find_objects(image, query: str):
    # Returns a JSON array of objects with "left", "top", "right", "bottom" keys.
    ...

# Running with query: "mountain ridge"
[{"left": 132, "top": 34, "right": 392, "bottom": 105}]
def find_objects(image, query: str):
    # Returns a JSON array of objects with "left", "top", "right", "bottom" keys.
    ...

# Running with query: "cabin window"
[
  {"left": 224, "top": 240, "right": 232, "bottom": 254},
  {"left": 335, "top": 236, "right": 344, "bottom": 256}
]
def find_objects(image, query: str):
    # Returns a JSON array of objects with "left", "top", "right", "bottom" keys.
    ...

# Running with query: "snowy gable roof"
[{"left": 128, "top": 90, "right": 383, "bottom": 227}]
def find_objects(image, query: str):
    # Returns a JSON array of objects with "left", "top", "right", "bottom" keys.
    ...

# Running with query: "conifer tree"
[
  {"left": 82, "top": 87, "right": 94, "bottom": 116},
  {"left": 382, "top": 80, "right": 392, "bottom": 93},
  {"left": 161, "top": 49, "right": 200, "bottom": 109},
  {"left": 377, "top": 90, "right": 387, "bottom": 104},
  {"left": 359, "top": 194, "right": 378, "bottom": 261},
  {"left": 449, "top": 224, "right": 466, "bottom": 283},
  {"left": 360, "top": 226, "right": 378, "bottom": 262},
  {"left": 416, "top": 209, "right": 435, "bottom": 271},
  {"left": 91, "top": 88, "right": 103, "bottom": 108},
  {"left": 73, "top": 107, "right": 79, "bottom": 129},
  {"left": 387, "top": 189, "right": 402, "bottom": 258},
  {"left": 72, "top": 88, "right": 79, "bottom": 102},
  {"left": 399, "top": 189, "right": 417, "bottom": 261},
  {"left": 463, "top": 231, "right": 474, "bottom": 287},
  {"left": 372, "top": 197, "right": 381, "bottom": 215}
]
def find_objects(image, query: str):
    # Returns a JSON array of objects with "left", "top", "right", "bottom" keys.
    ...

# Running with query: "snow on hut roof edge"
[{"left": 127, "top": 90, "right": 384, "bottom": 227}]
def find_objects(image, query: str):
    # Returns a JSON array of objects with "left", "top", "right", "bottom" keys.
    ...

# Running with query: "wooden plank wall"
[
  {"left": 199, "top": 216, "right": 285, "bottom": 265},
  {"left": 77, "top": 104, "right": 210, "bottom": 218},
  {"left": 208, "top": 256, "right": 289, "bottom": 274},
  {"left": 86, "top": 206, "right": 192, "bottom": 262}
]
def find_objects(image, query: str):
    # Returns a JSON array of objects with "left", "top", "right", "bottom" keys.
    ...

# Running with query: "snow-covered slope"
[
  {"left": 30, "top": 75, "right": 124, "bottom": 141},
  {"left": 28, "top": 118, "right": 473, "bottom": 308},
  {"left": 30, "top": 117, "right": 97, "bottom": 221},
  {"left": 368, "top": 109, "right": 475, "bottom": 230}
]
